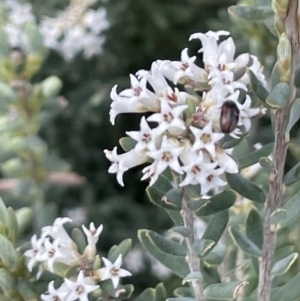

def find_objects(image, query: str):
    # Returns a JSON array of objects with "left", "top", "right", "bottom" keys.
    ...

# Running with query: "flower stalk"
[
  {"left": 182, "top": 190, "right": 205, "bottom": 301},
  {"left": 257, "top": 1, "right": 300, "bottom": 300}
]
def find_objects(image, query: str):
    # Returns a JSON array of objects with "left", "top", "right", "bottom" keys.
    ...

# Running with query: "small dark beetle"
[{"left": 220, "top": 101, "right": 240, "bottom": 133}]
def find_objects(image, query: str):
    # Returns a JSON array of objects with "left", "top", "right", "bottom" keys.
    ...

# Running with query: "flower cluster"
[
  {"left": 39, "top": 0, "right": 109, "bottom": 61},
  {"left": 24, "top": 217, "right": 131, "bottom": 301},
  {"left": 105, "top": 31, "right": 266, "bottom": 194}
]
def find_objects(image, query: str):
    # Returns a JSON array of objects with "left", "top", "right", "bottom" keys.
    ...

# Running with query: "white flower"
[
  {"left": 9, "top": 2, "right": 35, "bottom": 26},
  {"left": 41, "top": 281, "right": 69, "bottom": 301},
  {"left": 126, "top": 117, "right": 163, "bottom": 152},
  {"left": 143, "top": 136, "right": 184, "bottom": 185},
  {"left": 147, "top": 99, "right": 188, "bottom": 135},
  {"left": 24, "top": 235, "right": 45, "bottom": 272},
  {"left": 104, "top": 147, "right": 148, "bottom": 186},
  {"left": 83, "top": 8, "right": 109, "bottom": 34},
  {"left": 99, "top": 254, "right": 132, "bottom": 288},
  {"left": 82, "top": 223, "right": 103, "bottom": 247},
  {"left": 214, "top": 147, "right": 238, "bottom": 173},
  {"left": 201, "top": 167, "right": 227, "bottom": 194},
  {"left": 64, "top": 271, "right": 99, "bottom": 301},
  {"left": 190, "top": 122, "right": 224, "bottom": 157},
  {"left": 82, "top": 33, "right": 104, "bottom": 58}
]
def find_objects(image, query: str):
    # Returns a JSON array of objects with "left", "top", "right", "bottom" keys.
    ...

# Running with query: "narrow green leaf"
[
  {"left": 192, "top": 239, "right": 215, "bottom": 257},
  {"left": 264, "top": 15, "right": 277, "bottom": 36},
  {"left": 272, "top": 252, "right": 298, "bottom": 276},
  {"left": 7, "top": 207, "right": 18, "bottom": 243},
  {"left": 245, "top": 207, "right": 263, "bottom": 249},
  {"left": 117, "top": 284, "right": 134, "bottom": 299},
  {"left": 284, "top": 161, "right": 300, "bottom": 186},
  {"left": 204, "top": 243, "right": 226, "bottom": 265},
  {"left": 138, "top": 230, "right": 189, "bottom": 278},
  {"left": 196, "top": 190, "right": 236, "bottom": 216},
  {"left": 144, "top": 230, "right": 187, "bottom": 256},
  {"left": 0, "top": 234, "right": 20, "bottom": 273},
  {"left": 204, "top": 281, "right": 249, "bottom": 300},
  {"left": 271, "top": 62, "right": 281, "bottom": 89},
  {"left": 286, "top": 98, "right": 300, "bottom": 132},
  {"left": 228, "top": 5, "right": 273, "bottom": 20},
  {"left": 17, "top": 279, "right": 39, "bottom": 301},
  {"left": 184, "top": 184, "right": 201, "bottom": 200},
  {"left": 146, "top": 175, "right": 177, "bottom": 210},
  {"left": 202, "top": 210, "right": 229, "bottom": 243},
  {"left": 168, "top": 226, "right": 192, "bottom": 238},
  {"left": 272, "top": 272, "right": 300, "bottom": 301},
  {"left": 266, "top": 82, "right": 291, "bottom": 108},
  {"left": 270, "top": 208, "right": 287, "bottom": 224},
  {"left": 248, "top": 69, "right": 269, "bottom": 102},
  {"left": 133, "top": 288, "right": 155, "bottom": 301},
  {"left": 119, "top": 137, "right": 137, "bottom": 151},
  {"left": 226, "top": 173, "right": 266, "bottom": 203},
  {"left": 173, "top": 287, "right": 193, "bottom": 298},
  {"left": 220, "top": 132, "right": 249, "bottom": 149},
  {"left": 161, "top": 188, "right": 183, "bottom": 210},
  {"left": 229, "top": 226, "right": 262, "bottom": 257},
  {"left": 182, "top": 272, "right": 203, "bottom": 284},
  {"left": 108, "top": 239, "right": 132, "bottom": 262},
  {"left": 279, "top": 190, "right": 300, "bottom": 227},
  {"left": 154, "top": 283, "right": 167, "bottom": 301},
  {"left": 71, "top": 228, "right": 86, "bottom": 254},
  {"left": 238, "top": 143, "right": 274, "bottom": 170}
]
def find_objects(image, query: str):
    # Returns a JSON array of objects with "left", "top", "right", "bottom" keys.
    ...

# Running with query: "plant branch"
[
  {"left": 257, "top": 1, "right": 300, "bottom": 300},
  {"left": 181, "top": 191, "right": 205, "bottom": 301}
]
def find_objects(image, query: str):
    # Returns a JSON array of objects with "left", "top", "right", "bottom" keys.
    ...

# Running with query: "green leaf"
[
  {"left": 196, "top": 190, "right": 236, "bottom": 216},
  {"left": 71, "top": 228, "right": 86, "bottom": 254},
  {"left": 117, "top": 284, "right": 134, "bottom": 299},
  {"left": 245, "top": 207, "right": 263, "bottom": 249},
  {"left": 108, "top": 239, "right": 132, "bottom": 262},
  {"left": 182, "top": 272, "right": 203, "bottom": 284},
  {"left": 192, "top": 239, "right": 215, "bottom": 257},
  {"left": 168, "top": 226, "right": 192, "bottom": 238},
  {"left": 286, "top": 98, "right": 300, "bottom": 132},
  {"left": 0, "top": 198, "right": 8, "bottom": 226},
  {"left": 272, "top": 272, "right": 300, "bottom": 301},
  {"left": 204, "top": 243, "right": 226, "bottom": 265},
  {"left": 238, "top": 143, "right": 274, "bottom": 170},
  {"left": 138, "top": 230, "right": 189, "bottom": 278},
  {"left": 204, "top": 281, "right": 249, "bottom": 300},
  {"left": 220, "top": 132, "right": 249, "bottom": 149},
  {"left": 284, "top": 161, "right": 300, "bottom": 186},
  {"left": 119, "top": 137, "right": 137, "bottom": 151},
  {"left": 7, "top": 207, "right": 18, "bottom": 243},
  {"left": 271, "top": 61, "right": 281, "bottom": 89},
  {"left": 161, "top": 188, "right": 183, "bottom": 210},
  {"left": 272, "top": 252, "right": 298, "bottom": 276},
  {"left": 15, "top": 207, "right": 32, "bottom": 235},
  {"left": 184, "top": 184, "right": 201, "bottom": 200},
  {"left": 228, "top": 5, "right": 273, "bottom": 20},
  {"left": 145, "top": 230, "right": 186, "bottom": 256},
  {"left": 154, "top": 283, "right": 167, "bottom": 301},
  {"left": 279, "top": 190, "right": 300, "bottom": 227},
  {"left": 226, "top": 173, "right": 266, "bottom": 203},
  {"left": 17, "top": 279, "right": 39, "bottom": 301},
  {"left": 0, "top": 82, "right": 16, "bottom": 103},
  {"left": 0, "top": 234, "right": 20, "bottom": 273},
  {"left": 173, "top": 287, "right": 193, "bottom": 298},
  {"left": 146, "top": 175, "right": 178, "bottom": 210},
  {"left": 0, "top": 268, "right": 15, "bottom": 296},
  {"left": 266, "top": 82, "right": 291, "bottom": 108},
  {"left": 259, "top": 157, "right": 274, "bottom": 171},
  {"left": 248, "top": 69, "right": 269, "bottom": 103},
  {"left": 202, "top": 210, "right": 229, "bottom": 243},
  {"left": 270, "top": 208, "right": 287, "bottom": 224},
  {"left": 229, "top": 226, "right": 262, "bottom": 257}
]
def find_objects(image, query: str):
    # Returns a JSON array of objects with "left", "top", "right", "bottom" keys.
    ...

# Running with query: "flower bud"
[{"left": 277, "top": 33, "right": 292, "bottom": 83}]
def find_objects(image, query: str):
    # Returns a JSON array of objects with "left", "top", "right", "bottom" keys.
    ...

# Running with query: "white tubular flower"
[
  {"left": 64, "top": 271, "right": 99, "bottom": 301},
  {"left": 41, "top": 281, "right": 69, "bottom": 301},
  {"left": 98, "top": 254, "right": 132, "bottom": 288},
  {"left": 82, "top": 33, "right": 104, "bottom": 59},
  {"left": 83, "top": 8, "right": 109, "bottom": 35},
  {"left": 144, "top": 136, "right": 184, "bottom": 185},
  {"left": 201, "top": 167, "right": 227, "bottom": 194},
  {"left": 190, "top": 122, "right": 224, "bottom": 157},
  {"left": 126, "top": 117, "right": 163, "bottom": 152},
  {"left": 147, "top": 99, "right": 188, "bottom": 135},
  {"left": 8, "top": 2, "right": 35, "bottom": 26},
  {"left": 82, "top": 223, "right": 103, "bottom": 247},
  {"left": 104, "top": 147, "right": 148, "bottom": 186},
  {"left": 41, "top": 217, "right": 74, "bottom": 249},
  {"left": 214, "top": 147, "right": 238, "bottom": 173},
  {"left": 159, "top": 48, "right": 207, "bottom": 85},
  {"left": 24, "top": 235, "right": 45, "bottom": 272}
]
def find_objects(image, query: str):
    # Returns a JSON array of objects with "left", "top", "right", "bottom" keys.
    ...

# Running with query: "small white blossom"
[
  {"left": 41, "top": 281, "right": 69, "bottom": 301},
  {"left": 99, "top": 255, "right": 132, "bottom": 288},
  {"left": 82, "top": 222, "right": 103, "bottom": 247}
]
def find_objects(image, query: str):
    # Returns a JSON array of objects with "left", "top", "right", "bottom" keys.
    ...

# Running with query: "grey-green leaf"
[
  {"left": 196, "top": 190, "right": 236, "bottom": 216},
  {"left": 134, "top": 288, "right": 155, "bottom": 301},
  {"left": 228, "top": 5, "right": 273, "bottom": 20},
  {"left": 279, "top": 190, "right": 300, "bottom": 227},
  {"left": 182, "top": 272, "right": 203, "bottom": 284},
  {"left": 238, "top": 143, "right": 274, "bottom": 170},
  {"left": 229, "top": 226, "right": 262, "bottom": 257},
  {"left": 266, "top": 82, "right": 291, "bottom": 108},
  {"left": 284, "top": 161, "right": 300, "bottom": 186},
  {"left": 204, "top": 281, "right": 249, "bottom": 300},
  {"left": 272, "top": 252, "right": 298, "bottom": 276},
  {"left": 161, "top": 188, "right": 183, "bottom": 210},
  {"left": 245, "top": 207, "right": 263, "bottom": 249},
  {"left": 192, "top": 239, "right": 215, "bottom": 257},
  {"left": 138, "top": 230, "right": 189, "bottom": 278},
  {"left": 259, "top": 157, "right": 274, "bottom": 171},
  {"left": 248, "top": 69, "right": 269, "bottom": 102},
  {"left": 270, "top": 208, "right": 287, "bottom": 224},
  {"left": 168, "top": 226, "right": 192, "bottom": 238},
  {"left": 108, "top": 239, "right": 132, "bottom": 262},
  {"left": 119, "top": 137, "right": 137, "bottom": 151},
  {"left": 286, "top": 98, "right": 300, "bottom": 132},
  {"left": 226, "top": 173, "right": 266, "bottom": 203}
]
